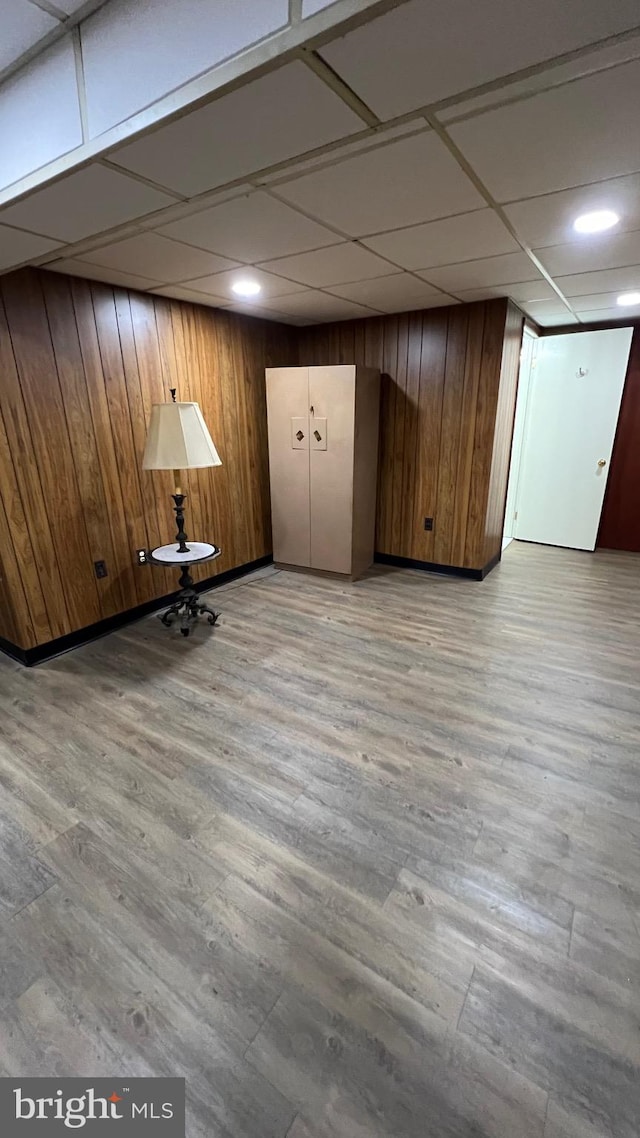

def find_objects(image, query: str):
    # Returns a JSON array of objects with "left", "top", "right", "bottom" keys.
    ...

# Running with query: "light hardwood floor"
[{"left": 1, "top": 542, "right": 639, "bottom": 1137}]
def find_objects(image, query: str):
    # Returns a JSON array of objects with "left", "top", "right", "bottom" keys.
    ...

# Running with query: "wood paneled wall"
[
  {"left": 298, "top": 298, "right": 523, "bottom": 571},
  {"left": 598, "top": 325, "right": 640, "bottom": 553},
  {"left": 0, "top": 267, "right": 295, "bottom": 650}
]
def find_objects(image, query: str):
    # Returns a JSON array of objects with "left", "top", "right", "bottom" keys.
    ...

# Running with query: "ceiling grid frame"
[{"left": 0, "top": 0, "right": 639, "bottom": 325}]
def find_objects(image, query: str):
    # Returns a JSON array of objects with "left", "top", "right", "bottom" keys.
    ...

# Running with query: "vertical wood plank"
[
  {"left": 483, "top": 300, "right": 524, "bottom": 563},
  {"left": 91, "top": 283, "right": 149, "bottom": 604},
  {"left": 42, "top": 272, "right": 122, "bottom": 619},
  {"left": 597, "top": 325, "right": 640, "bottom": 552},
  {"left": 376, "top": 316, "right": 399, "bottom": 553},
  {"left": 0, "top": 274, "right": 72, "bottom": 638},
  {"left": 433, "top": 306, "right": 470, "bottom": 565},
  {"left": 0, "top": 396, "right": 48, "bottom": 647},
  {"left": 450, "top": 304, "right": 486, "bottom": 567},
  {"left": 71, "top": 278, "right": 140, "bottom": 613},
  {"left": 410, "top": 309, "right": 448, "bottom": 562},
  {"left": 390, "top": 315, "right": 410, "bottom": 556},
  {"left": 464, "top": 299, "right": 509, "bottom": 568},
  {"left": 400, "top": 312, "right": 424, "bottom": 558},
  {"left": 127, "top": 292, "right": 175, "bottom": 597}
]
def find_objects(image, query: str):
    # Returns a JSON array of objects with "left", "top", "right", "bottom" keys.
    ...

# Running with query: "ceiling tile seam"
[
  {"left": 26, "top": 0, "right": 65, "bottom": 21},
  {"left": 498, "top": 171, "right": 640, "bottom": 210},
  {"left": 101, "top": 113, "right": 376, "bottom": 202},
  {"left": 289, "top": 0, "right": 303, "bottom": 22},
  {"left": 0, "top": 0, "right": 111, "bottom": 88},
  {"left": 408, "top": 23, "right": 640, "bottom": 125},
  {"left": 438, "top": 48, "right": 640, "bottom": 129},
  {"left": 85, "top": 23, "right": 299, "bottom": 150},
  {"left": 2, "top": 0, "right": 634, "bottom": 212},
  {"left": 423, "top": 111, "right": 578, "bottom": 321},
  {"left": 71, "top": 26, "right": 89, "bottom": 144},
  {"left": 262, "top": 185, "right": 490, "bottom": 249},
  {"left": 95, "top": 158, "right": 187, "bottom": 202},
  {"left": 256, "top": 241, "right": 414, "bottom": 278},
  {"left": 299, "top": 47, "right": 381, "bottom": 127},
  {"left": 316, "top": 278, "right": 458, "bottom": 303},
  {"left": 29, "top": 198, "right": 214, "bottom": 264},
  {"left": 0, "top": 18, "right": 312, "bottom": 206},
  {"left": 256, "top": 120, "right": 432, "bottom": 190}
]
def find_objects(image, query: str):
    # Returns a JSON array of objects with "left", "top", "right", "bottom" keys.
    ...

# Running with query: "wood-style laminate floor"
[{"left": 1, "top": 542, "right": 639, "bottom": 1137}]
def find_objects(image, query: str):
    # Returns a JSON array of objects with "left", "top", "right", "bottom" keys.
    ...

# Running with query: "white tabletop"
[{"left": 150, "top": 542, "right": 220, "bottom": 564}]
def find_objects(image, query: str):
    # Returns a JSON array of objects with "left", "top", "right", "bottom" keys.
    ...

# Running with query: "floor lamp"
[{"left": 142, "top": 389, "right": 223, "bottom": 635}]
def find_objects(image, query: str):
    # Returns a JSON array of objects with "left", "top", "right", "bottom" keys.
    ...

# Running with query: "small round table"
[{"left": 148, "top": 542, "right": 222, "bottom": 636}]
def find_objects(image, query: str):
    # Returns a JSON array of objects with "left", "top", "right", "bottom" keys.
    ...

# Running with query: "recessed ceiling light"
[
  {"left": 573, "top": 209, "right": 619, "bottom": 234},
  {"left": 616, "top": 291, "right": 640, "bottom": 307},
  {"left": 231, "top": 279, "right": 261, "bottom": 297}
]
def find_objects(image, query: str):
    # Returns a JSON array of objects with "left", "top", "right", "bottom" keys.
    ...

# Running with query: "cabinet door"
[
  {"left": 309, "top": 366, "right": 355, "bottom": 573},
  {"left": 266, "top": 367, "right": 310, "bottom": 566}
]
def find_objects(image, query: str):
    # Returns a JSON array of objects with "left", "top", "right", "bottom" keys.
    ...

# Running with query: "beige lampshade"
[{"left": 142, "top": 401, "right": 222, "bottom": 470}]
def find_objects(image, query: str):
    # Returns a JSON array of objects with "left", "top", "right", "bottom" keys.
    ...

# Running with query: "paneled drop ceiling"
[
  {"left": 0, "top": 0, "right": 107, "bottom": 76},
  {"left": 2, "top": 0, "right": 640, "bottom": 327}
]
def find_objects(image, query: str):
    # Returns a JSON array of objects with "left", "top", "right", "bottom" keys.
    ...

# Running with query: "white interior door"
[{"left": 514, "top": 327, "right": 632, "bottom": 551}]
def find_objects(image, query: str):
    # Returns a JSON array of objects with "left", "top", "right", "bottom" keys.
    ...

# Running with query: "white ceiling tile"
[
  {"left": 417, "top": 251, "right": 538, "bottom": 292},
  {"left": 110, "top": 61, "right": 364, "bottom": 197},
  {"left": 555, "top": 266, "right": 640, "bottom": 297},
  {"left": 520, "top": 298, "right": 577, "bottom": 325},
  {"left": 0, "top": 0, "right": 58, "bottom": 73},
  {"left": 257, "top": 122, "right": 421, "bottom": 185},
  {"left": 223, "top": 301, "right": 305, "bottom": 324},
  {"left": 530, "top": 311, "right": 580, "bottom": 326},
  {"left": 363, "top": 209, "right": 519, "bottom": 270},
  {"left": 180, "top": 266, "right": 307, "bottom": 301},
  {"left": 252, "top": 290, "right": 380, "bottom": 320},
  {"left": 0, "top": 224, "right": 61, "bottom": 271},
  {"left": 0, "top": 38, "right": 83, "bottom": 190},
  {"left": 319, "top": 0, "right": 640, "bottom": 118},
  {"left": 273, "top": 130, "right": 485, "bottom": 237},
  {"left": 455, "top": 279, "right": 558, "bottom": 303},
  {"left": 151, "top": 284, "right": 229, "bottom": 306},
  {"left": 535, "top": 231, "right": 640, "bottom": 277},
  {"left": 449, "top": 61, "right": 640, "bottom": 203},
  {"left": 157, "top": 191, "right": 341, "bottom": 263},
  {"left": 45, "top": 261, "right": 161, "bottom": 291},
  {"left": 82, "top": 0, "right": 289, "bottom": 137},
  {"left": 259, "top": 242, "right": 399, "bottom": 287},
  {"left": 302, "top": 0, "right": 338, "bottom": 15},
  {"left": 503, "top": 174, "right": 640, "bottom": 248},
  {"left": 51, "top": 0, "right": 95, "bottom": 12},
  {"left": 76, "top": 233, "right": 239, "bottom": 282},
  {"left": 437, "top": 35, "right": 640, "bottom": 123},
  {"left": 140, "top": 183, "right": 252, "bottom": 229},
  {"left": 575, "top": 308, "right": 636, "bottom": 324},
  {"left": 570, "top": 291, "right": 640, "bottom": 312},
  {"left": 0, "top": 164, "right": 176, "bottom": 242},
  {"left": 328, "top": 274, "right": 456, "bottom": 312}
]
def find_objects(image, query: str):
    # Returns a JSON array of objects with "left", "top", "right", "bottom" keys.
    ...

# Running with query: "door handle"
[{"left": 597, "top": 459, "right": 607, "bottom": 467}]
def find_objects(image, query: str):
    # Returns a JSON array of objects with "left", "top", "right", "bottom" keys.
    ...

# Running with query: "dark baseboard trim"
[
  {"left": 374, "top": 550, "right": 501, "bottom": 581},
  {"left": 0, "top": 555, "right": 273, "bottom": 668}
]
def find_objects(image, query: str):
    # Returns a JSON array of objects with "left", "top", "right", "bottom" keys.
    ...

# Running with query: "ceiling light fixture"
[
  {"left": 573, "top": 210, "right": 619, "bottom": 235},
  {"left": 616, "top": 291, "right": 640, "bottom": 307},
  {"left": 231, "top": 279, "right": 261, "bottom": 297}
]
